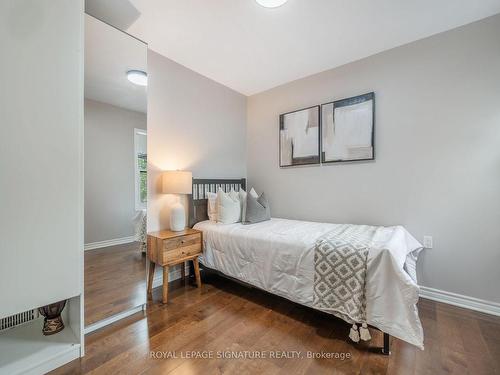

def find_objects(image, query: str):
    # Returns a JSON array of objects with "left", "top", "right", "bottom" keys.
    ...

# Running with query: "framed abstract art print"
[
  {"left": 321, "top": 92, "right": 375, "bottom": 163},
  {"left": 279, "top": 105, "right": 320, "bottom": 167}
]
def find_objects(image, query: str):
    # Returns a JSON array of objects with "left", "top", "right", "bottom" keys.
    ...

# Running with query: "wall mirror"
[{"left": 84, "top": 14, "right": 148, "bottom": 331}]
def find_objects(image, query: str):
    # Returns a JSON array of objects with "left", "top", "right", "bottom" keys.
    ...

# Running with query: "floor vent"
[{"left": 0, "top": 309, "right": 39, "bottom": 332}]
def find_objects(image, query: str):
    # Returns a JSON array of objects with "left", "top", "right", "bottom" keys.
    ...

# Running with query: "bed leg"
[{"left": 381, "top": 332, "right": 391, "bottom": 355}]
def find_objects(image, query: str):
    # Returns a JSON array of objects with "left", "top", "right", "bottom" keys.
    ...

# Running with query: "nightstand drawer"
[
  {"left": 162, "top": 243, "right": 201, "bottom": 263},
  {"left": 163, "top": 233, "right": 201, "bottom": 251}
]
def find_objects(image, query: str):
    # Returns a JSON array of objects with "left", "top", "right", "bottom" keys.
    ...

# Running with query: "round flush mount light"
[
  {"left": 127, "top": 70, "right": 148, "bottom": 86},
  {"left": 255, "top": 0, "right": 289, "bottom": 8}
]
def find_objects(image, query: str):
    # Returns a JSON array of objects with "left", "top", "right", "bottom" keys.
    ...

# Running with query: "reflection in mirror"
[
  {"left": 84, "top": 14, "right": 147, "bottom": 330},
  {"left": 85, "top": 0, "right": 141, "bottom": 32}
]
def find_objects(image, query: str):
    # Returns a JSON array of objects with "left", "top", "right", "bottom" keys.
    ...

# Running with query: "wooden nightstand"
[{"left": 147, "top": 228, "right": 202, "bottom": 303}]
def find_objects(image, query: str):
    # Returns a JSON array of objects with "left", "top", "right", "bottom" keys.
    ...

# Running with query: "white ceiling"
[
  {"left": 85, "top": 14, "right": 147, "bottom": 113},
  {"left": 86, "top": 0, "right": 500, "bottom": 96}
]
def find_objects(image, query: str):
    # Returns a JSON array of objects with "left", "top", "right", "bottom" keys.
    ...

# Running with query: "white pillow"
[
  {"left": 229, "top": 189, "right": 242, "bottom": 221},
  {"left": 207, "top": 192, "right": 217, "bottom": 221},
  {"left": 217, "top": 189, "right": 241, "bottom": 224},
  {"left": 241, "top": 188, "right": 259, "bottom": 222},
  {"left": 249, "top": 188, "right": 258, "bottom": 199},
  {"left": 237, "top": 189, "right": 247, "bottom": 222}
]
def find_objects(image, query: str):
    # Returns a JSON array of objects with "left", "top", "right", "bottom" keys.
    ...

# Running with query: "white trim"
[
  {"left": 84, "top": 305, "right": 145, "bottom": 335},
  {"left": 84, "top": 236, "right": 136, "bottom": 251},
  {"left": 0, "top": 317, "right": 81, "bottom": 375},
  {"left": 82, "top": 276, "right": 500, "bottom": 338},
  {"left": 22, "top": 344, "right": 83, "bottom": 375},
  {"left": 23, "top": 346, "right": 81, "bottom": 375},
  {"left": 150, "top": 269, "right": 500, "bottom": 318},
  {"left": 419, "top": 286, "right": 500, "bottom": 316},
  {"left": 151, "top": 265, "right": 187, "bottom": 289},
  {"left": 77, "top": 0, "right": 85, "bottom": 359},
  {"left": 156, "top": 273, "right": 499, "bottom": 317}
]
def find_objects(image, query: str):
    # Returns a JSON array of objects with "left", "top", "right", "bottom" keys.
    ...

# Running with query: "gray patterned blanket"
[{"left": 313, "top": 224, "right": 378, "bottom": 325}]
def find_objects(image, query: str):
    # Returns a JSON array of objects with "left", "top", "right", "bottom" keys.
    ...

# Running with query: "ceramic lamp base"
[{"left": 170, "top": 201, "right": 186, "bottom": 231}]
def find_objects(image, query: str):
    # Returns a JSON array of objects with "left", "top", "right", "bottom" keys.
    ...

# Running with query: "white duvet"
[{"left": 194, "top": 218, "right": 424, "bottom": 349}]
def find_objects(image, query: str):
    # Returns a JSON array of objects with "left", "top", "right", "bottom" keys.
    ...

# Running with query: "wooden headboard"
[{"left": 188, "top": 178, "right": 246, "bottom": 227}]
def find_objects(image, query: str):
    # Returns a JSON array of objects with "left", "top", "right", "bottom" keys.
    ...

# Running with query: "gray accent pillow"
[{"left": 243, "top": 192, "right": 271, "bottom": 224}]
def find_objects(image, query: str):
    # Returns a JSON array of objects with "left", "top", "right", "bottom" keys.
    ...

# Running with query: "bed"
[{"left": 189, "top": 178, "right": 424, "bottom": 353}]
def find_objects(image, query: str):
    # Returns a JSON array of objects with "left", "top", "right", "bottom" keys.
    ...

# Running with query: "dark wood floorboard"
[
  {"left": 55, "top": 274, "right": 499, "bottom": 375},
  {"left": 84, "top": 242, "right": 147, "bottom": 326}
]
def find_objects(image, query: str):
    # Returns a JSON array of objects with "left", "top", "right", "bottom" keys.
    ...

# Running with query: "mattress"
[{"left": 194, "top": 218, "right": 424, "bottom": 349}]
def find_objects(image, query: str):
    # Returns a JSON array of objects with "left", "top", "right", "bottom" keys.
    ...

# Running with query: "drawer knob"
[{"left": 181, "top": 240, "right": 185, "bottom": 244}]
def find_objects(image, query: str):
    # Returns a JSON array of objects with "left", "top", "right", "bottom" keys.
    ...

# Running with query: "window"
[{"left": 134, "top": 129, "right": 147, "bottom": 210}]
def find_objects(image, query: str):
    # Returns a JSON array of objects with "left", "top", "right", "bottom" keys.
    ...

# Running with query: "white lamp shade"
[{"left": 162, "top": 171, "right": 192, "bottom": 195}]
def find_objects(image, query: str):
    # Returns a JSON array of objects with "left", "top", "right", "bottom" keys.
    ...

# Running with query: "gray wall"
[
  {"left": 247, "top": 15, "right": 500, "bottom": 303},
  {"left": 147, "top": 50, "right": 247, "bottom": 233},
  {"left": 84, "top": 99, "right": 146, "bottom": 244},
  {"left": 0, "top": 0, "right": 83, "bottom": 318}
]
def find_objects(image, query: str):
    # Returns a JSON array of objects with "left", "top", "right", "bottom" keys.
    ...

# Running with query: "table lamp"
[{"left": 162, "top": 170, "right": 192, "bottom": 231}]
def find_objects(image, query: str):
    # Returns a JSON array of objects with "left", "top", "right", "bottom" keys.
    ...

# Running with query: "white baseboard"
[
  {"left": 84, "top": 305, "right": 145, "bottom": 335},
  {"left": 419, "top": 286, "right": 500, "bottom": 316},
  {"left": 84, "top": 236, "right": 136, "bottom": 251},
  {"left": 151, "top": 266, "right": 185, "bottom": 289},
  {"left": 24, "top": 346, "right": 81, "bottom": 375},
  {"left": 151, "top": 270, "right": 500, "bottom": 318},
  {"left": 83, "top": 271, "right": 499, "bottom": 338},
  {"left": 153, "top": 270, "right": 500, "bottom": 317}
]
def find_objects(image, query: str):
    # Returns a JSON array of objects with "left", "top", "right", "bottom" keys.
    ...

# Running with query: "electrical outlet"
[{"left": 423, "top": 236, "right": 433, "bottom": 249}]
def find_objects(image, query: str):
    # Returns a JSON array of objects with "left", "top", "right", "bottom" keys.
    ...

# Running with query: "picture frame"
[
  {"left": 321, "top": 92, "right": 375, "bottom": 163},
  {"left": 279, "top": 105, "right": 320, "bottom": 167}
]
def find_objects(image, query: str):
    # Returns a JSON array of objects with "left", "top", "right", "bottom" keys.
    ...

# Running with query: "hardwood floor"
[
  {"left": 56, "top": 273, "right": 499, "bottom": 374},
  {"left": 85, "top": 242, "right": 147, "bottom": 326}
]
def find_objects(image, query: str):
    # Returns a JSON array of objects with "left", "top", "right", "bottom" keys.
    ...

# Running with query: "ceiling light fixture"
[
  {"left": 127, "top": 70, "right": 148, "bottom": 86},
  {"left": 255, "top": 0, "right": 289, "bottom": 8}
]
